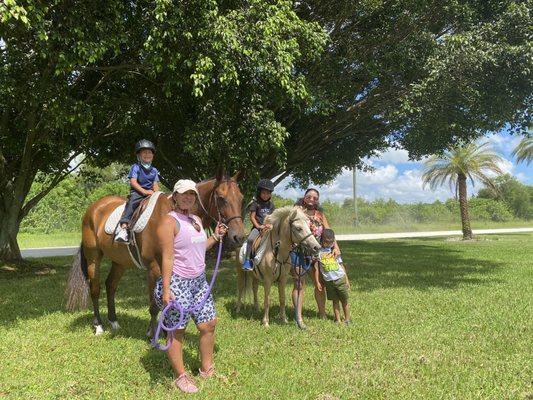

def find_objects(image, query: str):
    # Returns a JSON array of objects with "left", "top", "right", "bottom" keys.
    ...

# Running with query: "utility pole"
[{"left": 352, "top": 165, "right": 358, "bottom": 227}]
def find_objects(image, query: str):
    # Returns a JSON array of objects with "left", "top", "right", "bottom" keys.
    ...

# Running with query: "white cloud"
[
  {"left": 274, "top": 131, "right": 529, "bottom": 204},
  {"left": 483, "top": 133, "right": 522, "bottom": 155},
  {"left": 370, "top": 148, "right": 411, "bottom": 164}
]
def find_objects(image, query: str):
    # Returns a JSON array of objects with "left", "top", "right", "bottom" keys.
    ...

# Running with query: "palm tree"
[
  {"left": 512, "top": 136, "right": 533, "bottom": 165},
  {"left": 422, "top": 142, "right": 504, "bottom": 239}
]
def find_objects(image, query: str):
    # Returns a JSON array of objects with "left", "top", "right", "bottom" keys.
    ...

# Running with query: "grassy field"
[
  {"left": 17, "top": 219, "right": 533, "bottom": 248},
  {"left": 1, "top": 234, "right": 532, "bottom": 399}
]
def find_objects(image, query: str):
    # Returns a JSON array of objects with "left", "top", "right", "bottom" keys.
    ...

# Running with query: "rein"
[{"left": 151, "top": 235, "right": 225, "bottom": 351}]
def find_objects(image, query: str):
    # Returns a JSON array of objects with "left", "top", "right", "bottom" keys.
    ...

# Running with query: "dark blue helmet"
[
  {"left": 135, "top": 139, "right": 156, "bottom": 154},
  {"left": 257, "top": 178, "right": 274, "bottom": 192}
]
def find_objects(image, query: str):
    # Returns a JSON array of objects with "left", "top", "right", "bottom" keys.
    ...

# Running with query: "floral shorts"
[{"left": 154, "top": 273, "right": 216, "bottom": 330}]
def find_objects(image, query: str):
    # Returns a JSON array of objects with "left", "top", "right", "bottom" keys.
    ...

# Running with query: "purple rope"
[{"left": 151, "top": 239, "right": 224, "bottom": 351}]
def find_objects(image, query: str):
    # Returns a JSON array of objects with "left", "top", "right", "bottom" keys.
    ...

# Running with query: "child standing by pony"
[
  {"left": 242, "top": 179, "right": 276, "bottom": 271},
  {"left": 115, "top": 139, "right": 160, "bottom": 242},
  {"left": 314, "top": 229, "right": 351, "bottom": 325}
]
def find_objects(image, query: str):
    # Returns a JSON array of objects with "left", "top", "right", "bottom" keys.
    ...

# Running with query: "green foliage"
[
  {"left": 287, "top": 0, "right": 532, "bottom": 186},
  {"left": 20, "top": 165, "right": 131, "bottom": 233},
  {"left": 477, "top": 174, "right": 533, "bottom": 219}
]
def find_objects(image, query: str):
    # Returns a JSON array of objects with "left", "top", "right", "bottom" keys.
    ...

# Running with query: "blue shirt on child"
[{"left": 128, "top": 163, "right": 160, "bottom": 190}]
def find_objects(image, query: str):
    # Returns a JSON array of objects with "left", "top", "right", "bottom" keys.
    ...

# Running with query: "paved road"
[{"left": 20, "top": 227, "right": 533, "bottom": 258}]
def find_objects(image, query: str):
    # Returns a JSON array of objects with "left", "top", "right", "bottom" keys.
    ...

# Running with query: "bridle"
[{"left": 198, "top": 178, "right": 243, "bottom": 227}]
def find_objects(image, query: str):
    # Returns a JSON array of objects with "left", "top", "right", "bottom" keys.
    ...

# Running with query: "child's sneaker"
[
  {"left": 174, "top": 373, "right": 199, "bottom": 393},
  {"left": 242, "top": 259, "right": 253, "bottom": 271},
  {"left": 114, "top": 228, "right": 129, "bottom": 243}
]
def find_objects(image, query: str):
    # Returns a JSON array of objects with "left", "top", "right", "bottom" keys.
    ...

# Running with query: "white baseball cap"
[{"left": 173, "top": 179, "right": 199, "bottom": 196}]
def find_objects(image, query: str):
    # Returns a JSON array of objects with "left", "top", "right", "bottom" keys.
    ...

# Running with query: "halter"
[{"left": 270, "top": 213, "right": 316, "bottom": 276}]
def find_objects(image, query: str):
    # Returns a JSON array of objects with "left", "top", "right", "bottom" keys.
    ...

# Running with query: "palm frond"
[
  {"left": 512, "top": 136, "right": 533, "bottom": 165},
  {"left": 422, "top": 141, "right": 504, "bottom": 196}
]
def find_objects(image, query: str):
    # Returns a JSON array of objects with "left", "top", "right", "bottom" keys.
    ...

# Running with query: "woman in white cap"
[{"left": 154, "top": 179, "right": 227, "bottom": 393}]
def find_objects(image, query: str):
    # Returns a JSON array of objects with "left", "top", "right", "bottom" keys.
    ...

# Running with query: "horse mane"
[
  {"left": 266, "top": 205, "right": 302, "bottom": 227},
  {"left": 197, "top": 175, "right": 234, "bottom": 184}
]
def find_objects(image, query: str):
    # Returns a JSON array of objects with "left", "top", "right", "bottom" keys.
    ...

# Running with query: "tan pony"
[
  {"left": 65, "top": 170, "right": 245, "bottom": 336},
  {"left": 235, "top": 206, "right": 320, "bottom": 327}
]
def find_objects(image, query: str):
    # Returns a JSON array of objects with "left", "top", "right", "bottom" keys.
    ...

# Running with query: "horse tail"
[{"left": 65, "top": 245, "right": 89, "bottom": 311}]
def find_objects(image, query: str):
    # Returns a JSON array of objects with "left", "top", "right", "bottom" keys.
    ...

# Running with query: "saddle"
[
  {"left": 239, "top": 230, "right": 270, "bottom": 266},
  {"left": 104, "top": 191, "right": 163, "bottom": 235},
  {"left": 104, "top": 192, "right": 163, "bottom": 270}
]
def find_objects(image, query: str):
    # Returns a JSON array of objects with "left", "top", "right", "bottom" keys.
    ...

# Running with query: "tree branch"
[{"left": 20, "top": 154, "right": 86, "bottom": 219}]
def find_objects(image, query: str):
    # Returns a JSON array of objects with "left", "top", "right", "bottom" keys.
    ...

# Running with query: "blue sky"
[{"left": 276, "top": 130, "right": 532, "bottom": 204}]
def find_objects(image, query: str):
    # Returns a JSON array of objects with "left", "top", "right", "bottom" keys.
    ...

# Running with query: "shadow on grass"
[
  {"left": 342, "top": 239, "right": 504, "bottom": 292},
  {"left": 139, "top": 332, "right": 222, "bottom": 386},
  {"left": 0, "top": 238, "right": 505, "bottom": 328}
]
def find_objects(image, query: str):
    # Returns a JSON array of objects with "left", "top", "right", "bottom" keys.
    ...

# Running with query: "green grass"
[
  {"left": 18, "top": 232, "right": 81, "bottom": 249},
  {"left": 1, "top": 234, "right": 532, "bottom": 399}
]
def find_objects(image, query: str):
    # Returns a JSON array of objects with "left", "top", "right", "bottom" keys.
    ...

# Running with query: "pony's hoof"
[
  {"left": 109, "top": 320, "right": 121, "bottom": 331},
  {"left": 296, "top": 320, "right": 307, "bottom": 330},
  {"left": 262, "top": 321, "right": 270, "bottom": 328},
  {"left": 94, "top": 325, "right": 105, "bottom": 335},
  {"left": 280, "top": 317, "right": 288, "bottom": 324}
]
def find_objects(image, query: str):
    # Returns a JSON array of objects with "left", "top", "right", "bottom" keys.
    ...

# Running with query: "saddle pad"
[
  {"left": 239, "top": 232, "right": 270, "bottom": 265},
  {"left": 104, "top": 191, "right": 163, "bottom": 234}
]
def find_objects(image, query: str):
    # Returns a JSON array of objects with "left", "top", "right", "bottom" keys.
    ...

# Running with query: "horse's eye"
[{"left": 296, "top": 226, "right": 303, "bottom": 231}]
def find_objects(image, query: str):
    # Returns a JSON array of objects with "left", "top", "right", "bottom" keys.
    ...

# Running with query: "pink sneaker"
[
  {"left": 198, "top": 365, "right": 215, "bottom": 378},
  {"left": 174, "top": 373, "right": 199, "bottom": 393}
]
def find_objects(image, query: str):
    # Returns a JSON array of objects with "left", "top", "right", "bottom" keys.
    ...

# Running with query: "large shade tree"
[
  {"left": 422, "top": 142, "right": 505, "bottom": 239},
  {"left": 1, "top": 0, "right": 532, "bottom": 259},
  {"left": 0, "top": 0, "right": 326, "bottom": 259}
]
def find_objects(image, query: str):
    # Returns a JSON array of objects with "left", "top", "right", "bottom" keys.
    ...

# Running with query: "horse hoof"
[
  {"left": 109, "top": 320, "right": 121, "bottom": 331},
  {"left": 94, "top": 325, "right": 105, "bottom": 335},
  {"left": 280, "top": 317, "right": 288, "bottom": 325},
  {"left": 296, "top": 320, "right": 307, "bottom": 330},
  {"left": 262, "top": 321, "right": 270, "bottom": 328}
]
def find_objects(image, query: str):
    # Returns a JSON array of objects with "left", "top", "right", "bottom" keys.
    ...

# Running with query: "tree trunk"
[
  {"left": 458, "top": 173, "right": 473, "bottom": 240},
  {"left": 0, "top": 209, "right": 23, "bottom": 261}
]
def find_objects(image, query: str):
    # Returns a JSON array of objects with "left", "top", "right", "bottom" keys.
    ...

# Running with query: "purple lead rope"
[{"left": 151, "top": 239, "right": 224, "bottom": 351}]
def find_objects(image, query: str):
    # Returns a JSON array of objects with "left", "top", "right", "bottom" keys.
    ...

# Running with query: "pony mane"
[{"left": 266, "top": 206, "right": 303, "bottom": 227}]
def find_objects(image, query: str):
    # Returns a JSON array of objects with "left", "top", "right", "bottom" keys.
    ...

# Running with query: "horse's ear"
[
  {"left": 232, "top": 170, "right": 245, "bottom": 182},
  {"left": 216, "top": 166, "right": 225, "bottom": 182}
]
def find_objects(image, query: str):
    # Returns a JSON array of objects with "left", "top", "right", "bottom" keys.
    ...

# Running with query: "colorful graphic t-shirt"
[{"left": 318, "top": 247, "right": 345, "bottom": 282}]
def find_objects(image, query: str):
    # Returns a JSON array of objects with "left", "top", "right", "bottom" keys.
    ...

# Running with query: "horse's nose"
[{"left": 233, "top": 234, "right": 245, "bottom": 246}]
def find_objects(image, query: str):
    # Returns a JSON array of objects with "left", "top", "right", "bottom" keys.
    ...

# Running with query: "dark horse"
[{"left": 65, "top": 169, "right": 245, "bottom": 336}]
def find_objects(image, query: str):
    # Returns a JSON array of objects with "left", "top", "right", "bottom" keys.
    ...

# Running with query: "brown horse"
[
  {"left": 65, "top": 170, "right": 245, "bottom": 335},
  {"left": 235, "top": 206, "right": 320, "bottom": 327}
]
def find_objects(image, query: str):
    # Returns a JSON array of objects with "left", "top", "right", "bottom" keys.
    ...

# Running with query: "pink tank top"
[{"left": 169, "top": 211, "right": 207, "bottom": 278}]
